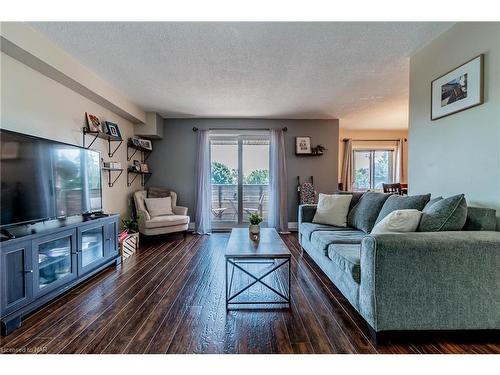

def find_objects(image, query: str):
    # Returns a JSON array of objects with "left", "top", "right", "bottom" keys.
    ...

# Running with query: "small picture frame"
[
  {"left": 104, "top": 121, "right": 122, "bottom": 139},
  {"left": 139, "top": 139, "right": 153, "bottom": 150},
  {"left": 431, "top": 54, "right": 484, "bottom": 120},
  {"left": 131, "top": 136, "right": 141, "bottom": 147},
  {"left": 86, "top": 112, "right": 102, "bottom": 132},
  {"left": 295, "top": 136, "right": 312, "bottom": 154},
  {"left": 140, "top": 163, "right": 150, "bottom": 173},
  {"left": 132, "top": 160, "right": 141, "bottom": 172}
]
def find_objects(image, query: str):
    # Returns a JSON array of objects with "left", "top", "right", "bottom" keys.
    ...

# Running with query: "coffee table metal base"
[{"left": 225, "top": 257, "right": 291, "bottom": 310}]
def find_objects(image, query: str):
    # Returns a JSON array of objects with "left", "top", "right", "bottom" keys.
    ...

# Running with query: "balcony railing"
[{"left": 211, "top": 184, "right": 268, "bottom": 222}]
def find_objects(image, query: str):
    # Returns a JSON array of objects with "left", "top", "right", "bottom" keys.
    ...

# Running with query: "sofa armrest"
[
  {"left": 298, "top": 204, "right": 317, "bottom": 225},
  {"left": 359, "top": 231, "right": 500, "bottom": 332},
  {"left": 173, "top": 205, "right": 188, "bottom": 216}
]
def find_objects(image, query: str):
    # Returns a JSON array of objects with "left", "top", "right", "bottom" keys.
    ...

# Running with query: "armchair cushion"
[
  {"left": 173, "top": 205, "right": 188, "bottom": 216},
  {"left": 145, "top": 197, "right": 173, "bottom": 217},
  {"left": 145, "top": 215, "right": 190, "bottom": 229}
]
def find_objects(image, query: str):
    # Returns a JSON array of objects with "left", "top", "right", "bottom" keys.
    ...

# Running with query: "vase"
[{"left": 249, "top": 224, "right": 260, "bottom": 241}]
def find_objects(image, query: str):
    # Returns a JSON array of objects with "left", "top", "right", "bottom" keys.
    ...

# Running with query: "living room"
[{"left": 1, "top": 0, "right": 499, "bottom": 372}]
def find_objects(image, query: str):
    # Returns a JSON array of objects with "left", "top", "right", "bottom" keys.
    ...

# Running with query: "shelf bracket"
[
  {"left": 108, "top": 139, "right": 123, "bottom": 158},
  {"left": 127, "top": 147, "right": 139, "bottom": 161},
  {"left": 106, "top": 169, "right": 124, "bottom": 187},
  {"left": 127, "top": 171, "right": 140, "bottom": 187},
  {"left": 83, "top": 129, "right": 99, "bottom": 149}
]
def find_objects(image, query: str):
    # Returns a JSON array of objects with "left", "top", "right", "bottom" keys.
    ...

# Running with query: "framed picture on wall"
[
  {"left": 295, "top": 136, "right": 312, "bottom": 154},
  {"left": 431, "top": 54, "right": 484, "bottom": 121},
  {"left": 104, "top": 121, "right": 122, "bottom": 139},
  {"left": 86, "top": 112, "right": 102, "bottom": 132}
]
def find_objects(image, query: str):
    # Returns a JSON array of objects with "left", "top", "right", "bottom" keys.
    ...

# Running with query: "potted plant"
[
  {"left": 122, "top": 214, "right": 140, "bottom": 234},
  {"left": 248, "top": 212, "right": 263, "bottom": 241}
]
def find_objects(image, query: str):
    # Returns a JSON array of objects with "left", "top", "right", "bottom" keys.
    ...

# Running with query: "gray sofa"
[{"left": 298, "top": 193, "right": 500, "bottom": 342}]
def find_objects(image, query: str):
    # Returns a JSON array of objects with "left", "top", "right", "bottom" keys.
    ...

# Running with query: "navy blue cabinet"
[{"left": 0, "top": 214, "right": 120, "bottom": 336}]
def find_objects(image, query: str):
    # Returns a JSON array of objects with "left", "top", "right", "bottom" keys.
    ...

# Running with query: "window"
[
  {"left": 210, "top": 132, "right": 270, "bottom": 227},
  {"left": 353, "top": 150, "right": 394, "bottom": 191}
]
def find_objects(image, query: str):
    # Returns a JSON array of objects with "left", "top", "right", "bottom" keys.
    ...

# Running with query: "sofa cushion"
[
  {"left": 145, "top": 215, "right": 189, "bottom": 229},
  {"left": 310, "top": 230, "right": 368, "bottom": 255},
  {"left": 327, "top": 244, "right": 361, "bottom": 284},
  {"left": 375, "top": 194, "right": 430, "bottom": 224},
  {"left": 313, "top": 193, "right": 352, "bottom": 227},
  {"left": 300, "top": 222, "right": 351, "bottom": 241},
  {"left": 463, "top": 206, "right": 497, "bottom": 231},
  {"left": 418, "top": 194, "right": 468, "bottom": 232},
  {"left": 347, "top": 191, "right": 390, "bottom": 233}
]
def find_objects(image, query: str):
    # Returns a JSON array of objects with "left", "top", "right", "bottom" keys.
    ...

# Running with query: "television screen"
[{"left": 1, "top": 129, "right": 102, "bottom": 227}]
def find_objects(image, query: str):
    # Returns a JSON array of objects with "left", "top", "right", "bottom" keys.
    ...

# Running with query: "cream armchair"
[{"left": 133, "top": 190, "right": 190, "bottom": 236}]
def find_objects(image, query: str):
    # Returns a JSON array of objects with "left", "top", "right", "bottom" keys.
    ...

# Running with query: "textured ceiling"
[{"left": 30, "top": 22, "right": 452, "bottom": 129}]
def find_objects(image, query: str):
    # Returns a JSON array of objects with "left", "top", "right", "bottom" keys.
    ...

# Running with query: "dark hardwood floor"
[{"left": 1, "top": 233, "right": 498, "bottom": 354}]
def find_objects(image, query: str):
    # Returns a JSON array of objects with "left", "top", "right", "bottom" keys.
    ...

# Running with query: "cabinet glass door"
[
  {"left": 37, "top": 237, "right": 73, "bottom": 290},
  {"left": 81, "top": 226, "right": 105, "bottom": 268}
]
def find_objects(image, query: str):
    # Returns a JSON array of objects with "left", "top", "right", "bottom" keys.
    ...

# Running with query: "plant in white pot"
[{"left": 248, "top": 212, "right": 263, "bottom": 241}]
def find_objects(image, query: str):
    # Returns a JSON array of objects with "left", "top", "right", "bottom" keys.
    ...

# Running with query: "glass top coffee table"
[{"left": 225, "top": 228, "right": 291, "bottom": 310}]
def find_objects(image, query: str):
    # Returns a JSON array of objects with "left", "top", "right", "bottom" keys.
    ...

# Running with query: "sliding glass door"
[
  {"left": 210, "top": 133, "right": 269, "bottom": 228},
  {"left": 353, "top": 150, "right": 394, "bottom": 191}
]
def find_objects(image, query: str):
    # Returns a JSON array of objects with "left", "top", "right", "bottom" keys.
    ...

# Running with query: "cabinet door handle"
[{"left": 24, "top": 270, "right": 33, "bottom": 273}]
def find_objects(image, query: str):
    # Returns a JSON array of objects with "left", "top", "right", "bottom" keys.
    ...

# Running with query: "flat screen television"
[{"left": 1, "top": 129, "right": 102, "bottom": 227}]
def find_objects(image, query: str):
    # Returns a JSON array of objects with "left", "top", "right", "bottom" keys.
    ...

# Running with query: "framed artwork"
[
  {"left": 295, "top": 136, "right": 312, "bottom": 154},
  {"left": 132, "top": 160, "right": 141, "bottom": 172},
  {"left": 431, "top": 54, "right": 484, "bottom": 121},
  {"left": 139, "top": 139, "right": 153, "bottom": 150},
  {"left": 131, "top": 136, "right": 141, "bottom": 147},
  {"left": 104, "top": 121, "right": 122, "bottom": 139},
  {"left": 86, "top": 112, "right": 102, "bottom": 132},
  {"left": 140, "top": 163, "right": 150, "bottom": 173}
]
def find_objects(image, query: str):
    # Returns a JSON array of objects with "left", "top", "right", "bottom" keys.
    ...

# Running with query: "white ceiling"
[{"left": 30, "top": 22, "right": 452, "bottom": 129}]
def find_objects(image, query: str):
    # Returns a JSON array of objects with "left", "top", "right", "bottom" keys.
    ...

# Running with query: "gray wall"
[
  {"left": 147, "top": 118, "right": 339, "bottom": 223},
  {"left": 409, "top": 22, "right": 500, "bottom": 228}
]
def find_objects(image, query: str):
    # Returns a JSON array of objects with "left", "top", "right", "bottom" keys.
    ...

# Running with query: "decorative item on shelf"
[
  {"left": 295, "top": 136, "right": 311, "bottom": 154},
  {"left": 132, "top": 160, "right": 141, "bottom": 172},
  {"left": 131, "top": 136, "right": 141, "bottom": 147},
  {"left": 86, "top": 112, "right": 102, "bottom": 132},
  {"left": 103, "top": 161, "right": 122, "bottom": 169},
  {"left": 139, "top": 138, "right": 153, "bottom": 150},
  {"left": 103, "top": 121, "right": 122, "bottom": 139},
  {"left": 140, "top": 163, "right": 150, "bottom": 173},
  {"left": 311, "top": 144, "right": 327, "bottom": 155},
  {"left": 431, "top": 54, "right": 484, "bottom": 120},
  {"left": 248, "top": 212, "right": 263, "bottom": 241}
]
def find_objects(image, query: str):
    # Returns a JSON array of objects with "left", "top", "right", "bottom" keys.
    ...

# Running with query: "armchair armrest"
[
  {"left": 173, "top": 205, "right": 188, "bottom": 216},
  {"left": 298, "top": 204, "right": 317, "bottom": 224},
  {"left": 359, "top": 231, "right": 500, "bottom": 332}
]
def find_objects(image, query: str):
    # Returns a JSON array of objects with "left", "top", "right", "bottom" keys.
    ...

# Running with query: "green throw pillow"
[
  {"left": 347, "top": 191, "right": 390, "bottom": 233},
  {"left": 375, "top": 193, "right": 431, "bottom": 224},
  {"left": 418, "top": 194, "right": 467, "bottom": 232}
]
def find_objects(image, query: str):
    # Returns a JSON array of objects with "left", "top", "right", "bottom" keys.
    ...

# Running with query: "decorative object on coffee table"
[
  {"left": 225, "top": 228, "right": 291, "bottom": 311},
  {"left": 431, "top": 54, "right": 484, "bottom": 120},
  {"left": 248, "top": 212, "right": 263, "bottom": 241}
]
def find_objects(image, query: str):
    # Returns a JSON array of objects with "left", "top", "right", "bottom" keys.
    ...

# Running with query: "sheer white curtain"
[
  {"left": 194, "top": 129, "right": 212, "bottom": 234},
  {"left": 268, "top": 129, "right": 289, "bottom": 233}
]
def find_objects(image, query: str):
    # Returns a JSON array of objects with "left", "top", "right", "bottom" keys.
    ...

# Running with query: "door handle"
[{"left": 24, "top": 270, "right": 33, "bottom": 273}]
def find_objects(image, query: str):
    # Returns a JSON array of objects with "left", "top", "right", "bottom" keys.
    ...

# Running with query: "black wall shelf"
[
  {"left": 83, "top": 128, "right": 123, "bottom": 157},
  {"left": 295, "top": 153, "right": 324, "bottom": 157},
  {"left": 127, "top": 141, "right": 151, "bottom": 162},
  {"left": 127, "top": 170, "right": 152, "bottom": 187},
  {"left": 102, "top": 167, "right": 124, "bottom": 187}
]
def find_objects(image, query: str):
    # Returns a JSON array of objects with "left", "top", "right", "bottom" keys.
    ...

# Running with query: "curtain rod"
[
  {"left": 192, "top": 126, "right": 287, "bottom": 132},
  {"left": 342, "top": 138, "right": 407, "bottom": 142}
]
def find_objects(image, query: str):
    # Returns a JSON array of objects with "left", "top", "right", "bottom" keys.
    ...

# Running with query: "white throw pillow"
[
  {"left": 371, "top": 209, "right": 422, "bottom": 234},
  {"left": 312, "top": 193, "right": 352, "bottom": 227},
  {"left": 144, "top": 197, "right": 173, "bottom": 217}
]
